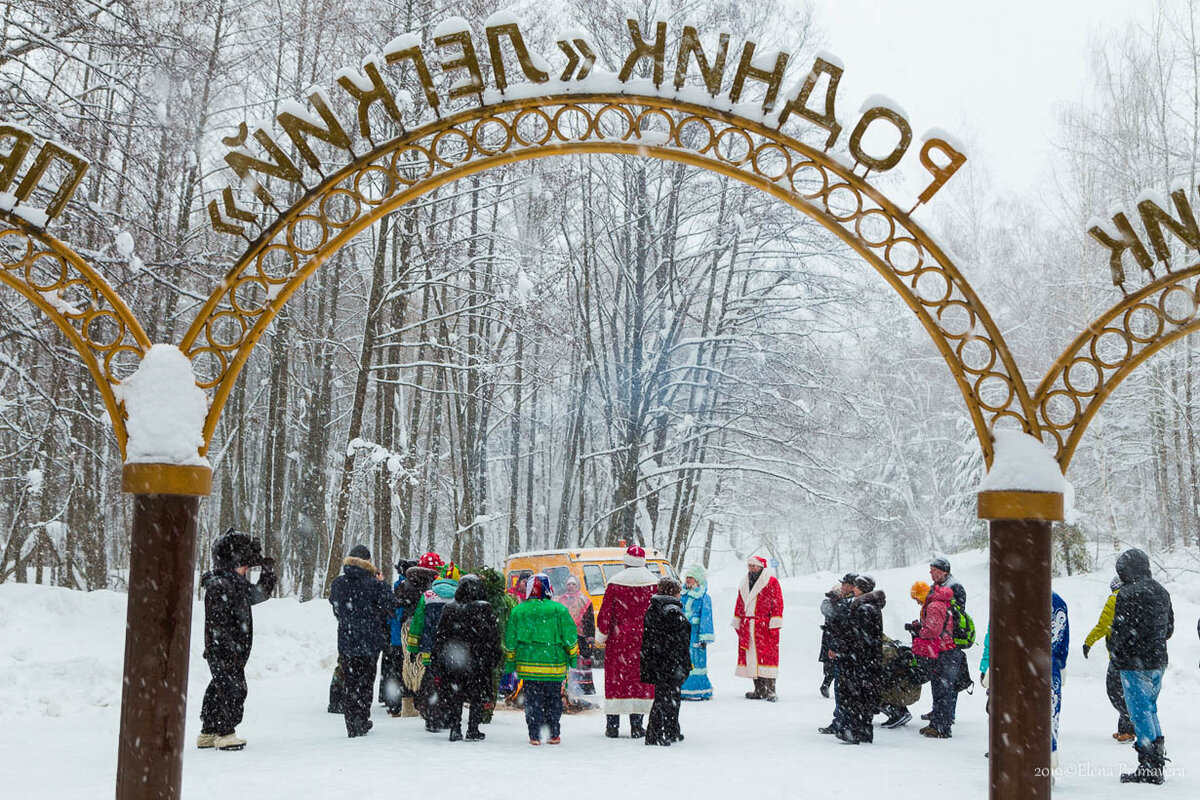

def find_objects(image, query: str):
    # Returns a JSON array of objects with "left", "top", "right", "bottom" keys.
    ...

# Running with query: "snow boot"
[
  {"left": 1121, "top": 742, "right": 1154, "bottom": 783},
  {"left": 449, "top": 725, "right": 463, "bottom": 742},
  {"left": 465, "top": 726, "right": 485, "bottom": 741},
  {"left": 401, "top": 696, "right": 418, "bottom": 718},
  {"left": 761, "top": 678, "right": 778, "bottom": 702},
  {"left": 919, "top": 725, "right": 950, "bottom": 739},
  {"left": 214, "top": 733, "right": 246, "bottom": 751},
  {"left": 196, "top": 733, "right": 218, "bottom": 749},
  {"left": 1113, "top": 731, "right": 1135, "bottom": 742},
  {"left": 630, "top": 714, "right": 646, "bottom": 739},
  {"left": 605, "top": 715, "right": 620, "bottom": 738},
  {"left": 818, "top": 722, "right": 841, "bottom": 735}
]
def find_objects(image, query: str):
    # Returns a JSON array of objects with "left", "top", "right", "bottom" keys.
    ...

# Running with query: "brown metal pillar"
[
  {"left": 978, "top": 490, "right": 1063, "bottom": 800},
  {"left": 116, "top": 464, "right": 213, "bottom": 800}
]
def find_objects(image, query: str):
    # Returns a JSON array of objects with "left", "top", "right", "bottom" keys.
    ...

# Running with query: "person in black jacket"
[
  {"left": 431, "top": 574, "right": 502, "bottom": 741},
  {"left": 829, "top": 574, "right": 886, "bottom": 745},
  {"left": 197, "top": 529, "right": 276, "bottom": 751},
  {"left": 394, "top": 559, "right": 438, "bottom": 717},
  {"left": 818, "top": 573, "right": 857, "bottom": 736},
  {"left": 330, "top": 544, "right": 396, "bottom": 737},
  {"left": 1110, "top": 548, "right": 1174, "bottom": 784},
  {"left": 640, "top": 577, "right": 693, "bottom": 746}
]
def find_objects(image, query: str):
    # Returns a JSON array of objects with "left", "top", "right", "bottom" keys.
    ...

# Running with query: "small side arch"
[
  {"left": 1035, "top": 263, "right": 1200, "bottom": 471},
  {"left": 181, "top": 93, "right": 1038, "bottom": 464},
  {"left": 0, "top": 213, "right": 150, "bottom": 457}
]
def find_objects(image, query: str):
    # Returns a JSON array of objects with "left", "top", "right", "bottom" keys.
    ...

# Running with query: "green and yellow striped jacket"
[{"left": 503, "top": 597, "right": 579, "bottom": 682}]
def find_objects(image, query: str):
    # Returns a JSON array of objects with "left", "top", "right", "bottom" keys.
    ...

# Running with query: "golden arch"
[
  {"left": 180, "top": 92, "right": 1037, "bottom": 466},
  {"left": 1035, "top": 263, "right": 1200, "bottom": 470},
  {"left": 0, "top": 214, "right": 149, "bottom": 457}
]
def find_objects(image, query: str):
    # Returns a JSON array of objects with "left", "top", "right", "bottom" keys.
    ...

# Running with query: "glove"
[
  {"left": 700, "top": 642, "right": 707, "bottom": 650},
  {"left": 1082, "top": 643, "right": 1091, "bottom": 659}
]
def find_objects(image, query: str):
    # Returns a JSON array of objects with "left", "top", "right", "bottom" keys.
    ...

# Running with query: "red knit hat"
[
  {"left": 418, "top": 551, "right": 444, "bottom": 570},
  {"left": 623, "top": 545, "right": 646, "bottom": 568}
]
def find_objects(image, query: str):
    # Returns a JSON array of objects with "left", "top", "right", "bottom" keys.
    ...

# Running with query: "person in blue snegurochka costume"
[
  {"left": 979, "top": 590, "right": 1069, "bottom": 770},
  {"left": 680, "top": 564, "right": 715, "bottom": 701}
]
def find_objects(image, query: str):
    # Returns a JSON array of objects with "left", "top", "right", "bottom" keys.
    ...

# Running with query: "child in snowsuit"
[
  {"left": 640, "top": 577, "right": 693, "bottom": 746},
  {"left": 504, "top": 573, "right": 578, "bottom": 745},
  {"left": 680, "top": 565, "right": 715, "bottom": 701},
  {"left": 198, "top": 530, "right": 276, "bottom": 751},
  {"left": 330, "top": 544, "right": 396, "bottom": 737},
  {"left": 431, "top": 574, "right": 502, "bottom": 741}
]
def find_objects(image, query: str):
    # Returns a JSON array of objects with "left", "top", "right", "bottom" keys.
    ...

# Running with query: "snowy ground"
[{"left": 3, "top": 550, "right": 1199, "bottom": 799}]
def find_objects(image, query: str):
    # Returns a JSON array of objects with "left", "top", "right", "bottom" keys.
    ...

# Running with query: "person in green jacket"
[
  {"left": 1083, "top": 576, "right": 1134, "bottom": 741},
  {"left": 504, "top": 573, "right": 578, "bottom": 745}
]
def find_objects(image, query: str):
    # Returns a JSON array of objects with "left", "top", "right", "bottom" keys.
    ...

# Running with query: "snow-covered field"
[{"left": 3, "top": 550, "right": 1199, "bottom": 799}]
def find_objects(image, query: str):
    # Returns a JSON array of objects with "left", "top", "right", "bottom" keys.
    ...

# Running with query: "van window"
[
  {"left": 582, "top": 564, "right": 605, "bottom": 595},
  {"left": 544, "top": 566, "right": 572, "bottom": 596},
  {"left": 600, "top": 563, "right": 624, "bottom": 583},
  {"left": 507, "top": 570, "right": 533, "bottom": 592},
  {"left": 647, "top": 562, "right": 661, "bottom": 576}
]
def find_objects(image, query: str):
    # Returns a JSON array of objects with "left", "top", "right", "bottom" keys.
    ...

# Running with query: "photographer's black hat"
[{"left": 213, "top": 529, "right": 265, "bottom": 569}]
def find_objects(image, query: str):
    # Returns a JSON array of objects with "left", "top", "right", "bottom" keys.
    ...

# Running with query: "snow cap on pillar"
[
  {"left": 747, "top": 555, "right": 767, "bottom": 569},
  {"left": 623, "top": 545, "right": 646, "bottom": 567}
]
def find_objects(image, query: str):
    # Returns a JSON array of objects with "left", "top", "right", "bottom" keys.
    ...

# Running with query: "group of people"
[
  {"left": 195, "top": 529, "right": 1186, "bottom": 786},
  {"left": 817, "top": 556, "right": 970, "bottom": 745}
]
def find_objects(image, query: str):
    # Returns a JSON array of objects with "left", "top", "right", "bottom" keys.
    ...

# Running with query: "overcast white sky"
[{"left": 805, "top": 0, "right": 1150, "bottom": 196}]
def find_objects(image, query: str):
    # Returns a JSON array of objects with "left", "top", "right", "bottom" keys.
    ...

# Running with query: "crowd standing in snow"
[
  {"left": 196, "top": 530, "right": 277, "bottom": 751},
  {"left": 192, "top": 538, "right": 1195, "bottom": 787}
]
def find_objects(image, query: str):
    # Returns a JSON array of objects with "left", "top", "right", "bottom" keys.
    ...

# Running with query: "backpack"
[{"left": 949, "top": 599, "right": 976, "bottom": 649}]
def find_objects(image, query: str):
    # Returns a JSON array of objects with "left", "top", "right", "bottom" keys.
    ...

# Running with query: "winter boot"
[
  {"left": 919, "top": 725, "right": 950, "bottom": 739},
  {"left": 214, "top": 733, "right": 246, "bottom": 751},
  {"left": 835, "top": 727, "right": 859, "bottom": 745},
  {"left": 746, "top": 678, "right": 764, "bottom": 700},
  {"left": 605, "top": 715, "right": 620, "bottom": 738},
  {"left": 401, "top": 696, "right": 418, "bottom": 718},
  {"left": 630, "top": 714, "right": 646, "bottom": 739},
  {"left": 448, "top": 725, "right": 463, "bottom": 742},
  {"left": 1113, "top": 731, "right": 1135, "bottom": 742},
  {"left": 465, "top": 725, "right": 486, "bottom": 741},
  {"left": 1146, "top": 737, "right": 1169, "bottom": 785},
  {"left": 818, "top": 722, "right": 841, "bottom": 735},
  {"left": 1120, "top": 742, "right": 1154, "bottom": 783},
  {"left": 196, "top": 733, "right": 218, "bottom": 749},
  {"left": 761, "top": 678, "right": 778, "bottom": 702}
]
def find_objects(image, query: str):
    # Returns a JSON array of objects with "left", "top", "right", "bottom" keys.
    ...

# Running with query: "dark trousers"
[
  {"left": 839, "top": 668, "right": 880, "bottom": 740},
  {"left": 446, "top": 697, "right": 486, "bottom": 732},
  {"left": 830, "top": 663, "right": 845, "bottom": 728},
  {"left": 200, "top": 658, "right": 247, "bottom": 736},
  {"left": 648, "top": 681, "right": 683, "bottom": 743},
  {"left": 523, "top": 680, "right": 563, "bottom": 740},
  {"left": 341, "top": 654, "right": 378, "bottom": 734},
  {"left": 1106, "top": 661, "right": 1134, "bottom": 734},
  {"left": 931, "top": 649, "right": 962, "bottom": 732},
  {"left": 379, "top": 645, "right": 408, "bottom": 712}
]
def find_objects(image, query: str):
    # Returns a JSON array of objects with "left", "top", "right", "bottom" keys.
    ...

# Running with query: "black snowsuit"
[
  {"left": 830, "top": 590, "right": 885, "bottom": 743},
  {"left": 330, "top": 556, "right": 396, "bottom": 736},
  {"left": 640, "top": 593, "right": 693, "bottom": 745},
  {"left": 431, "top": 575, "right": 503, "bottom": 736},
  {"left": 199, "top": 566, "right": 275, "bottom": 736}
]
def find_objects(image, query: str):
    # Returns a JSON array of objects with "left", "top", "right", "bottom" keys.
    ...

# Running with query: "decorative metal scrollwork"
[
  {"left": 0, "top": 212, "right": 150, "bottom": 456},
  {"left": 181, "top": 92, "right": 1037, "bottom": 463}
]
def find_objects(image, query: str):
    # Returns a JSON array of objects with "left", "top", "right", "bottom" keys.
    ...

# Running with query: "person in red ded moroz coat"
[
  {"left": 596, "top": 545, "right": 658, "bottom": 738},
  {"left": 733, "top": 555, "right": 784, "bottom": 701}
]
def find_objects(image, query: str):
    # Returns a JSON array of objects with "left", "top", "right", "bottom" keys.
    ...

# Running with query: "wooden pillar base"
[
  {"left": 979, "top": 490, "right": 1062, "bottom": 800},
  {"left": 116, "top": 464, "right": 210, "bottom": 800}
]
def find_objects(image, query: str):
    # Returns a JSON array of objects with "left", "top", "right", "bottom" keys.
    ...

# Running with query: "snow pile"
[
  {"left": 115, "top": 345, "right": 210, "bottom": 466},
  {"left": 978, "top": 429, "right": 1068, "bottom": 493}
]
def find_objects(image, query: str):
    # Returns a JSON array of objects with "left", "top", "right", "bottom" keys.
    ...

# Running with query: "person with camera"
[
  {"left": 330, "top": 544, "right": 397, "bottom": 737},
  {"left": 908, "top": 582, "right": 957, "bottom": 738},
  {"left": 197, "top": 529, "right": 277, "bottom": 751}
]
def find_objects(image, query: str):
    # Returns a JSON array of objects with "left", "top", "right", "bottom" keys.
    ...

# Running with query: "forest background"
[{"left": 1, "top": 0, "right": 1195, "bottom": 598}]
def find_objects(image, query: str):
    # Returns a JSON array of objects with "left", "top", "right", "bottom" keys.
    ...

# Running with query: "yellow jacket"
[{"left": 1084, "top": 589, "right": 1119, "bottom": 650}]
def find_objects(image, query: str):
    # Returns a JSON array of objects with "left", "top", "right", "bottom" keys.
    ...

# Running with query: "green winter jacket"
[
  {"left": 407, "top": 578, "right": 459, "bottom": 663},
  {"left": 503, "top": 598, "right": 579, "bottom": 681}
]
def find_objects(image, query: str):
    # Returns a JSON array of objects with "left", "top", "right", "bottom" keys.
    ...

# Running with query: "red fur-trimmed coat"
[
  {"left": 596, "top": 566, "right": 657, "bottom": 714},
  {"left": 732, "top": 569, "right": 784, "bottom": 678}
]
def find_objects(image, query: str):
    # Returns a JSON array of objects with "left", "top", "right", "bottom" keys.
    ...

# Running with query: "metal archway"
[{"left": 180, "top": 93, "right": 1039, "bottom": 466}]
